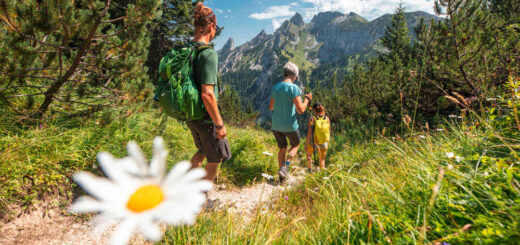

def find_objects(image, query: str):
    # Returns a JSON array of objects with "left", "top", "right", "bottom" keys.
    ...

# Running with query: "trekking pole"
[{"left": 312, "top": 118, "right": 318, "bottom": 168}]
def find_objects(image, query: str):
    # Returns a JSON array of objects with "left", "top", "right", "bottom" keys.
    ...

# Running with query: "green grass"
[
  {"left": 0, "top": 111, "right": 278, "bottom": 218},
  {"left": 161, "top": 116, "right": 519, "bottom": 244},
  {"left": 1, "top": 94, "right": 518, "bottom": 244}
]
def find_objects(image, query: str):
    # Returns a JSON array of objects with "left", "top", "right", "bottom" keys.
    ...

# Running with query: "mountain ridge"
[{"left": 218, "top": 10, "right": 439, "bottom": 125}]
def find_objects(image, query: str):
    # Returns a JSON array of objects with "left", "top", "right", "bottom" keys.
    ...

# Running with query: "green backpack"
[{"left": 155, "top": 44, "right": 212, "bottom": 121}]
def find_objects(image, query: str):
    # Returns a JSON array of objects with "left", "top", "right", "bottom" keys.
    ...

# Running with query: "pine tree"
[
  {"left": 145, "top": 0, "right": 199, "bottom": 82},
  {"left": 380, "top": 2, "right": 411, "bottom": 65},
  {"left": 430, "top": 0, "right": 494, "bottom": 95},
  {"left": 0, "top": 0, "right": 161, "bottom": 121}
]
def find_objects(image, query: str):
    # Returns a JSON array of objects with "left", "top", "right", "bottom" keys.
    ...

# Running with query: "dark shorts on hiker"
[
  {"left": 187, "top": 120, "right": 231, "bottom": 163},
  {"left": 273, "top": 130, "right": 300, "bottom": 149}
]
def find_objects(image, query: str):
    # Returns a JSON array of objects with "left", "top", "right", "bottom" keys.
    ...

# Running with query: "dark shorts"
[
  {"left": 187, "top": 121, "right": 231, "bottom": 163},
  {"left": 273, "top": 130, "right": 300, "bottom": 149}
]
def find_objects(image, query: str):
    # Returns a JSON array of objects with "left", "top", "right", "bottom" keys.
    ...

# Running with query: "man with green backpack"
[{"left": 155, "top": 3, "right": 230, "bottom": 185}]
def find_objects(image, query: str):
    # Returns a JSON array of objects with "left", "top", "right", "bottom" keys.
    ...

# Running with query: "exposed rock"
[
  {"left": 289, "top": 13, "right": 305, "bottom": 27},
  {"left": 217, "top": 11, "right": 439, "bottom": 124}
]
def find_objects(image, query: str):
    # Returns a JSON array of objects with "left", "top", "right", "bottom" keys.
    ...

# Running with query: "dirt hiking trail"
[{"left": 0, "top": 167, "right": 306, "bottom": 245}]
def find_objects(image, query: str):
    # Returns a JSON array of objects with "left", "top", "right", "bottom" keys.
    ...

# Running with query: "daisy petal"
[
  {"left": 111, "top": 218, "right": 138, "bottom": 245},
  {"left": 69, "top": 196, "right": 106, "bottom": 213},
  {"left": 150, "top": 137, "right": 167, "bottom": 180},
  {"left": 127, "top": 141, "right": 147, "bottom": 172},
  {"left": 159, "top": 201, "right": 198, "bottom": 225},
  {"left": 91, "top": 213, "right": 119, "bottom": 238},
  {"left": 138, "top": 220, "right": 163, "bottom": 242},
  {"left": 165, "top": 180, "right": 213, "bottom": 196},
  {"left": 117, "top": 157, "right": 143, "bottom": 176},
  {"left": 173, "top": 168, "right": 207, "bottom": 186},
  {"left": 74, "top": 172, "right": 119, "bottom": 201},
  {"left": 97, "top": 152, "right": 132, "bottom": 185},
  {"left": 164, "top": 161, "right": 191, "bottom": 185}
]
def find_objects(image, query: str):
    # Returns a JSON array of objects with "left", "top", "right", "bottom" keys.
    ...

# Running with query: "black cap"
[{"left": 312, "top": 103, "right": 323, "bottom": 110}]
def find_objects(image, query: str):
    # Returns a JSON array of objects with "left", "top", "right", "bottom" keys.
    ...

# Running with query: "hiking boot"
[{"left": 278, "top": 165, "right": 288, "bottom": 183}]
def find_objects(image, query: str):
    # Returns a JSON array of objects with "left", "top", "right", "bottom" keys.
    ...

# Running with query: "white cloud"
[
  {"left": 272, "top": 18, "right": 290, "bottom": 30},
  {"left": 300, "top": 0, "right": 435, "bottom": 20},
  {"left": 250, "top": 5, "right": 296, "bottom": 20},
  {"left": 214, "top": 8, "right": 224, "bottom": 14}
]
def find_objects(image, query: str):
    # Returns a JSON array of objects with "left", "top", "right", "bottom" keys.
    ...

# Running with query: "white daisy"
[
  {"left": 261, "top": 173, "right": 274, "bottom": 180},
  {"left": 69, "top": 137, "right": 213, "bottom": 245},
  {"left": 446, "top": 152, "right": 455, "bottom": 159},
  {"left": 262, "top": 151, "right": 273, "bottom": 156},
  {"left": 455, "top": 156, "right": 464, "bottom": 162}
]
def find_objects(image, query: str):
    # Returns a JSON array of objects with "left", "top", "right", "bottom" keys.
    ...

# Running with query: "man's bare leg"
[
  {"left": 286, "top": 144, "right": 299, "bottom": 163},
  {"left": 204, "top": 162, "right": 219, "bottom": 182},
  {"left": 190, "top": 151, "right": 206, "bottom": 169},
  {"left": 278, "top": 147, "right": 287, "bottom": 168}
]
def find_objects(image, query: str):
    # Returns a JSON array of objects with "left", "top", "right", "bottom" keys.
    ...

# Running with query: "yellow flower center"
[{"left": 127, "top": 185, "right": 164, "bottom": 213}]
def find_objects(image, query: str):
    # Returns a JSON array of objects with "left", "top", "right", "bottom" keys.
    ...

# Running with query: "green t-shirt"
[{"left": 193, "top": 42, "right": 218, "bottom": 123}]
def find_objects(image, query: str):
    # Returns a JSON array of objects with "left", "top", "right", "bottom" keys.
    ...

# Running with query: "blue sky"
[{"left": 204, "top": 0, "right": 436, "bottom": 50}]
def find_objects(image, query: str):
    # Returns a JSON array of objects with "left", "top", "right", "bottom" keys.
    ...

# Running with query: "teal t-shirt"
[{"left": 271, "top": 82, "right": 302, "bottom": 132}]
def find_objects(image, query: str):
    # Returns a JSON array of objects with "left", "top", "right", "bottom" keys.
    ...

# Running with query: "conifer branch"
[
  {"left": 0, "top": 14, "right": 78, "bottom": 51},
  {"left": 34, "top": 0, "right": 113, "bottom": 119},
  {"left": 93, "top": 26, "right": 127, "bottom": 38},
  {"left": 102, "top": 16, "right": 126, "bottom": 23}
]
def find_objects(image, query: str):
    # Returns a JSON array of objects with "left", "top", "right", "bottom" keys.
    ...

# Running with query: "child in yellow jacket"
[{"left": 306, "top": 103, "right": 330, "bottom": 171}]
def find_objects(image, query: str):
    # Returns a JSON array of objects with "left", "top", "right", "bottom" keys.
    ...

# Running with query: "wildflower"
[
  {"left": 436, "top": 128, "right": 445, "bottom": 132},
  {"left": 446, "top": 152, "right": 455, "bottom": 159},
  {"left": 455, "top": 156, "right": 464, "bottom": 162},
  {"left": 486, "top": 98, "right": 497, "bottom": 101},
  {"left": 323, "top": 177, "right": 330, "bottom": 180},
  {"left": 448, "top": 115, "right": 458, "bottom": 118},
  {"left": 70, "top": 137, "right": 213, "bottom": 245},
  {"left": 260, "top": 205, "right": 269, "bottom": 215},
  {"left": 284, "top": 196, "right": 289, "bottom": 201},
  {"left": 262, "top": 173, "right": 274, "bottom": 180},
  {"left": 447, "top": 164, "right": 454, "bottom": 170},
  {"left": 262, "top": 151, "right": 273, "bottom": 156},
  {"left": 419, "top": 135, "right": 427, "bottom": 139}
]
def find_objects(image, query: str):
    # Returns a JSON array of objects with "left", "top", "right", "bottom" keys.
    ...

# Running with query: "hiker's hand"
[
  {"left": 216, "top": 126, "right": 227, "bottom": 139},
  {"left": 305, "top": 93, "right": 313, "bottom": 101}
]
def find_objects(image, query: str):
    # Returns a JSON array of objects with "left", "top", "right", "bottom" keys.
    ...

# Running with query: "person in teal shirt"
[{"left": 269, "top": 62, "right": 312, "bottom": 183}]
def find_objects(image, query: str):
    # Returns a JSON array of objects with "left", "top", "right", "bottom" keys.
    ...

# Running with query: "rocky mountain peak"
[
  {"left": 221, "top": 37, "right": 235, "bottom": 52},
  {"left": 289, "top": 13, "right": 305, "bottom": 26},
  {"left": 310, "top": 11, "right": 345, "bottom": 25}
]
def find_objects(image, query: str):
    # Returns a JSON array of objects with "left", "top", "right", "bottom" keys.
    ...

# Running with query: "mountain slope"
[{"left": 218, "top": 11, "right": 439, "bottom": 124}]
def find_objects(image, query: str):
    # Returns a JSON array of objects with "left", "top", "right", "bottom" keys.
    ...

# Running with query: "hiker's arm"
[
  {"left": 294, "top": 93, "right": 312, "bottom": 115},
  {"left": 306, "top": 119, "right": 313, "bottom": 145},
  {"left": 201, "top": 84, "right": 226, "bottom": 138},
  {"left": 269, "top": 98, "right": 274, "bottom": 111}
]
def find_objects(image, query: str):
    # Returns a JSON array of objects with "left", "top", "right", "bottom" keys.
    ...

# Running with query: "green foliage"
[
  {"left": 219, "top": 86, "right": 259, "bottom": 128},
  {"left": 161, "top": 82, "right": 520, "bottom": 244},
  {"left": 0, "top": 110, "right": 277, "bottom": 218},
  {"left": 0, "top": 0, "right": 161, "bottom": 120},
  {"left": 305, "top": 0, "right": 519, "bottom": 135},
  {"left": 145, "top": 0, "right": 200, "bottom": 82}
]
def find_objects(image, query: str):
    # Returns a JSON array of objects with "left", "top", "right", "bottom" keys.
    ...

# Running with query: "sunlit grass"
[{"left": 0, "top": 111, "right": 277, "bottom": 218}]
